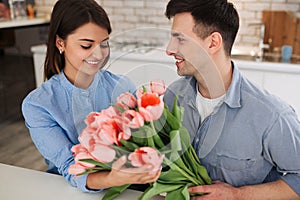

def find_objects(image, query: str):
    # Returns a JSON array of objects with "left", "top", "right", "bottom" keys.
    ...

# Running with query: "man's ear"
[
  {"left": 55, "top": 35, "right": 65, "bottom": 51},
  {"left": 207, "top": 32, "right": 222, "bottom": 54}
]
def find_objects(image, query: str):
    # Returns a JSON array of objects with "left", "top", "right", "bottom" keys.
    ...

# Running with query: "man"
[{"left": 163, "top": 0, "right": 300, "bottom": 199}]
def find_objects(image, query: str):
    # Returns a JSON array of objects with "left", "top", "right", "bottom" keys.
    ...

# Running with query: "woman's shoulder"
[{"left": 22, "top": 74, "right": 63, "bottom": 106}]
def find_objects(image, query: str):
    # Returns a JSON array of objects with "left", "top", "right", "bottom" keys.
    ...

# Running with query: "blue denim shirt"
[
  {"left": 22, "top": 70, "right": 135, "bottom": 192},
  {"left": 164, "top": 63, "right": 300, "bottom": 195}
]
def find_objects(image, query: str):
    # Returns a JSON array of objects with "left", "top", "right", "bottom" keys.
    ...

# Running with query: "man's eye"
[
  {"left": 81, "top": 45, "right": 92, "bottom": 49},
  {"left": 177, "top": 37, "right": 185, "bottom": 42}
]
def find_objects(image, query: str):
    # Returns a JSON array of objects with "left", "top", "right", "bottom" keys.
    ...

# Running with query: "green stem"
[
  {"left": 163, "top": 157, "right": 199, "bottom": 185},
  {"left": 147, "top": 123, "right": 155, "bottom": 148},
  {"left": 150, "top": 121, "right": 165, "bottom": 148}
]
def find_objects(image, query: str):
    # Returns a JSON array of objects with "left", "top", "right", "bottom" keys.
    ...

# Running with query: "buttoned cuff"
[{"left": 76, "top": 174, "right": 103, "bottom": 193}]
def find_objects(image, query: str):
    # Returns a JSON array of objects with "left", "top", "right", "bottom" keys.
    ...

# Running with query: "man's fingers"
[{"left": 188, "top": 185, "right": 207, "bottom": 194}]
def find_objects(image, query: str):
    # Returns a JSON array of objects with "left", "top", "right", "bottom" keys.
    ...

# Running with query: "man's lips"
[{"left": 175, "top": 56, "right": 184, "bottom": 67}]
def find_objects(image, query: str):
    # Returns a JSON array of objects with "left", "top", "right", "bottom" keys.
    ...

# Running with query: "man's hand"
[
  {"left": 188, "top": 180, "right": 300, "bottom": 200},
  {"left": 188, "top": 181, "right": 240, "bottom": 200}
]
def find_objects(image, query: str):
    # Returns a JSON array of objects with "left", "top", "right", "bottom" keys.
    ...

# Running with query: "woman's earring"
[{"left": 59, "top": 49, "right": 63, "bottom": 54}]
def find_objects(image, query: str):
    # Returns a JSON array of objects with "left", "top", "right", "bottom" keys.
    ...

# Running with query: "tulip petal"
[{"left": 90, "top": 144, "right": 116, "bottom": 163}]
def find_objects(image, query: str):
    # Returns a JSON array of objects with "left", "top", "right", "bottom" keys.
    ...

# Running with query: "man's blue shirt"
[{"left": 164, "top": 63, "right": 300, "bottom": 195}]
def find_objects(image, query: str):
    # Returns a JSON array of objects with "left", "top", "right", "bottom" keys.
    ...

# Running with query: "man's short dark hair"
[{"left": 165, "top": 0, "right": 239, "bottom": 56}]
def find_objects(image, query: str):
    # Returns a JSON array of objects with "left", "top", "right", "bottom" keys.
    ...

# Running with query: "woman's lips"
[{"left": 85, "top": 60, "right": 100, "bottom": 65}]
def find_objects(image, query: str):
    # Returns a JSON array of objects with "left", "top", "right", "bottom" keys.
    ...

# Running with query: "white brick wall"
[{"left": 34, "top": 0, "right": 300, "bottom": 50}]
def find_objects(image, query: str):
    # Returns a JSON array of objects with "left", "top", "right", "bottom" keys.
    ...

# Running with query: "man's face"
[{"left": 166, "top": 12, "right": 212, "bottom": 77}]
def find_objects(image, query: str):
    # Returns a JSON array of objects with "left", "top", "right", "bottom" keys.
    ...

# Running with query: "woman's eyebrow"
[
  {"left": 78, "top": 37, "right": 110, "bottom": 42},
  {"left": 78, "top": 38, "right": 94, "bottom": 42}
]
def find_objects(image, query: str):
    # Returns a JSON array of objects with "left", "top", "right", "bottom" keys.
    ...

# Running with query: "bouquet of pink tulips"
[{"left": 68, "top": 80, "right": 211, "bottom": 200}]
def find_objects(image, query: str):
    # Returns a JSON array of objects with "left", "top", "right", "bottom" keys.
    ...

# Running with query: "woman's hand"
[
  {"left": 86, "top": 156, "right": 161, "bottom": 190},
  {"left": 109, "top": 155, "right": 161, "bottom": 186}
]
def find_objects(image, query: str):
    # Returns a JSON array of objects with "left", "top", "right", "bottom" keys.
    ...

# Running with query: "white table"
[
  {"left": 0, "top": 17, "right": 50, "bottom": 29},
  {"left": 0, "top": 163, "right": 163, "bottom": 200}
]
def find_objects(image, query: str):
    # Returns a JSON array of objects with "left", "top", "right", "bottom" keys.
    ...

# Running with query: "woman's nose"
[{"left": 91, "top": 45, "right": 105, "bottom": 59}]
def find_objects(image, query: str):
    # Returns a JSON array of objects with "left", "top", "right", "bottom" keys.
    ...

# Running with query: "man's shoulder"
[
  {"left": 167, "top": 76, "right": 194, "bottom": 92},
  {"left": 164, "top": 76, "right": 195, "bottom": 107}
]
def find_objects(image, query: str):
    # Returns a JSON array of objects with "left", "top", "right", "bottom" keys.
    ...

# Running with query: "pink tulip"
[
  {"left": 122, "top": 110, "right": 144, "bottom": 129},
  {"left": 71, "top": 144, "right": 85, "bottom": 155},
  {"left": 128, "top": 147, "right": 164, "bottom": 171},
  {"left": 71, "top": 144, "right": 95, "bottom": 168},
  {"left": 117, "top": 92, "right": 137, "bottom": 109},
  {"left": 101, "top": 106, "right": 120, "bottom": 118},
  {"left": 94, "top": 117, "right": 131, "bottom": 145},
  {"left": 113, "top": 116, "right": 132, "bottom": 141},
  {"left": 138, "top": 93, "right": 164, "bottom": 122},
  {"left": 97, "top": 120, "right": 119, "bottom": 145},
  {"left": 136, "top": 86, "right": 150, "bottom": 99},
  {"left": 78, "top": 129, "right": 95, "bottom": 151},
  {"left": 68, "top": 163, "right": 87, "bottom": 175},
  {"left": 74, "top": 151, "right": 96, "bottom": 168},
  {"left": 90, "top": 144, "right": 116, "bottom": 163},
  {"left": 150, "top": 80, "right": 166, "bottom": 96}
]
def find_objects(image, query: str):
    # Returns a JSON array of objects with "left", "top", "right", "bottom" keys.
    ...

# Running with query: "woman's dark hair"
[
  {"left": 165, "top": 0, "right": 239, "bottom": 56},
  {"left": 44, "top": 0, "right": 112, "bottom": 80}
]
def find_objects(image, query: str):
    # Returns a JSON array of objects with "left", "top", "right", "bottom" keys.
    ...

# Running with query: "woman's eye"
[{"left": 81, "top": 45, "right": 92, "bottom": 49}]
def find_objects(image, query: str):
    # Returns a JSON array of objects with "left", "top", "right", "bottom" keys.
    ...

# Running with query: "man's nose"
[
  {"left": 166, "top": 38, "right": 178, "bottom": 56},
  {"left": 166, "top": 49, "right": 173, "bottom": 56}
]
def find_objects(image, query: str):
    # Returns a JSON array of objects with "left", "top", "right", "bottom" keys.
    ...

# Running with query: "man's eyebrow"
[{"left": 171, "top": 32, "right": 181, "bottom": 37}]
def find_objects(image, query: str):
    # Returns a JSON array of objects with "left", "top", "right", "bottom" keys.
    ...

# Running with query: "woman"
[{"left": 22, "top": 0, "right": 160, "bottom": 193}]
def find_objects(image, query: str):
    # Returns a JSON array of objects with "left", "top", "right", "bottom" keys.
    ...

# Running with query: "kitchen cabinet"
[
  {"left": 238, "top": 61, "right": 300, "bottom": 118},
  {"left": 108, "top": 50, "right": 180, "bottom": 87},
  {"left": 262, "top": 10, "right": 300, "bottom": 55}
]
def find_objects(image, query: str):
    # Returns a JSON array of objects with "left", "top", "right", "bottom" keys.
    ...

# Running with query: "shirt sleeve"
[
  {"left": 22, "top": 96, "right": 103, "bottom": 193},
  {"left": 263, "top": 108, "right": 300, "bottom": 196}
]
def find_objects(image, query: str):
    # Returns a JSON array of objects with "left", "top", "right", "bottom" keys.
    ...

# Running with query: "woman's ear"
[
  {"left": 55, "top": 35, "right": 65, "bottom": 53},
  {"left": 207, "top": 32, "right": 222, "bottom": 54}
]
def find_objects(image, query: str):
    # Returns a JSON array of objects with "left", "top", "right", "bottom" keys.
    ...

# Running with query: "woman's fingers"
[
  {"left": 110, "top": 157, "right": 162, "bottom": 185},
  {"left": 111, "top": 155, "right": 127, "bottom": 171}
]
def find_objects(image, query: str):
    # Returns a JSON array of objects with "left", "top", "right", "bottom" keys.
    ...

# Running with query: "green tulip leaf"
[
  {"left": 102, "top": 184, "right": 131, "bottom": 200},
  {"left": 138, "top": 182, "right": 183, "bottom": 200},
  {"left": 165, "top": 185, "right": 189, "bottom": 200}
]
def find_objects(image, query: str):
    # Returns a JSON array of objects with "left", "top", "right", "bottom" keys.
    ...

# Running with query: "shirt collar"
[
  {"left": 59, "top": 71, "right": 100, "bottom": 95},
  {"left": 183, "top": 62, "right": 242, "bottom": 109},
  {"left": 223, "top": 61, "right": 242, "bottom": 108}
]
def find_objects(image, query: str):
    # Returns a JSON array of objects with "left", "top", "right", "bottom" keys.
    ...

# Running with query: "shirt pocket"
[
  {"left": 216, "top": 154, "right": 257, "bottom": 186},
  {"left": 217, "top": 154, "right": 255, "bottom": 171}
]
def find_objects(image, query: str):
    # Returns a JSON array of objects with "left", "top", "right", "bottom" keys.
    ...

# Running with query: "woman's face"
[{"left": 56, "top": 22, "right": 109, "bottom": 84}]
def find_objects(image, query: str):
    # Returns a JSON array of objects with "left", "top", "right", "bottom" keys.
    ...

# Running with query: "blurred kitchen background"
[{"left": 1, "top": 0, "right": 300, "bottom": 171}]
